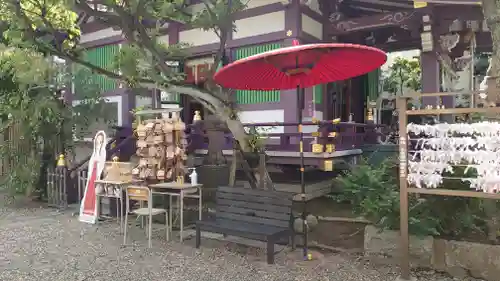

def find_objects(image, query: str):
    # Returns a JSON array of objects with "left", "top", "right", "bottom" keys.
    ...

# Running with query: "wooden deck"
[
  {"left": 236, "top": 179, "right": 333, "bottom": 202},
  {"left": 193, "top": 149, "right": 362, "bottom": 170}
]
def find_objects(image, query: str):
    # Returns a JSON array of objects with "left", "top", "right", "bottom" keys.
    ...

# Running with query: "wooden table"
[
  {"left": 148, "top": 182, "right": 203, "bottom": 242},
  {"left": 95, "top": 179, "right": 139, "bottom": 232}
]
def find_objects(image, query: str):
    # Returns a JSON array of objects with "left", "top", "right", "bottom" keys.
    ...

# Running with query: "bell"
[
  {"left": 112, "top": 156, "right": 119, "bottom": 162},
  {"left": 56, "top": 154, "right": 66, "bottom": 167}
]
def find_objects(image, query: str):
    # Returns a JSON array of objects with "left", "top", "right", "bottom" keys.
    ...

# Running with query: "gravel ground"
[{"left": 0, "top": 196, "right": 479, "bottom": 281}]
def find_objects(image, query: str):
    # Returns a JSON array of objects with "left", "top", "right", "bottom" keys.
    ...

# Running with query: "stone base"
[
  {"left": 197, "top": 165, "right": 229, "bottom": 202},
  {"left": 364, "top": 225, "right": 500, "bottom": 281}
]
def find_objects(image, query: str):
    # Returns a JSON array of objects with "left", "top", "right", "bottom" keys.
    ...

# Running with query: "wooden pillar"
[
  {"left": 121, "top": 89, "right": 136, "bottom": 127},
  {"left": 350, "top": 76, "right": 365, "bottom": 123},
  {"left": 421, "top": 13, "right": 441, "bottom": 107},
  {"left": 282, "top": 0, "right": 301, "bottom": 135},
  {"left": 421, "top": 52, "right": 440, "bottom": 105}
]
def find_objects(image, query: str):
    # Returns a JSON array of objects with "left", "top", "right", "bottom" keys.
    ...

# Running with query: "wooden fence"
[
  {"left": 0, "top": 121, "right": 25, "bottom": 179},
  {"left": 47, "top": 167, "right": 87, "bottom": 209}
]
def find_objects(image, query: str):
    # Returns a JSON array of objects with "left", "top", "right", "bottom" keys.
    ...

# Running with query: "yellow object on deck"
[
  {"left": 324, "top": 160, "right": 333, "bottom": 171},
  {"left": 325, "top": 144, "right": 335, "bottom": 153},
  {"left": 312, "top": 144, "right": 324, "bottom": 153}
]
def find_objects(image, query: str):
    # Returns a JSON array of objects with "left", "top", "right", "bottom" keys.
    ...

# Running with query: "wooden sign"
[
  {"left": 413, "top": 1, "right": 427, "bottom": 8},
  {"left": 196, "top": 63, "right": 211, "bottom": 82},
  {"left": 185, "top": 66, "right": 195, "bottom": 83}
]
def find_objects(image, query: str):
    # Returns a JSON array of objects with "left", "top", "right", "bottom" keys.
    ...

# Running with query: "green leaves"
[
  {"left": 191, "top": 0, "right": 246, "bottom": 32},
  {"left": 333, "top": 158, "right": 399, "bottom": 226},
  {"left": 0, "top": 49, "right": 115, "bottom": 195},
  {"left": 382, "top": 57, "right": 421, "bottom": 96},
  {"left": 1, "top": 0, "right": 80, "bottom": 50},
  {"left": 332, "top": 157, "right": 490, "bottom": 238}
]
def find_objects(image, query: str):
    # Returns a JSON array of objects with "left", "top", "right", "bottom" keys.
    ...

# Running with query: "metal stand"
[{"left": 296, "top": 85, "right": 308, "bottom": 260}]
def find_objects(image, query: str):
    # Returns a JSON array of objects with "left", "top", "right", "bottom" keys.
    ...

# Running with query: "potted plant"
[{"left": 243, "top": 127, "right": 270, "bottom": 169}]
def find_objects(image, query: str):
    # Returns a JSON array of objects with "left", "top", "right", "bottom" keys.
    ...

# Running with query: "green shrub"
[{"left": 330, "top": 158, "right": 487, "bottom": 238}]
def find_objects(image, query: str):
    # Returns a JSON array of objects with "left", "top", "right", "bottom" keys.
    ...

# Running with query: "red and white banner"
[{"left": 79, "top": 131, "right": 107, "bottom": 224}]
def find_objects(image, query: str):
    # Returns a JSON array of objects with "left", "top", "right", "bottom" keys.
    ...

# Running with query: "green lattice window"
[
  {"left": 365, "top": 68, "right": 380, "bottom": 101},
  {"left": 74, "top": 45, "right": 119, "bottom": 95},
  {"left": 234, "top": 43, "right": 282, "bottom": 104},
  {"left": 314, "top": 84, "right": 323, "bottom": 104}
]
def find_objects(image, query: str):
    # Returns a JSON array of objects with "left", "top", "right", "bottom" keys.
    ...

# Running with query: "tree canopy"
[
  {"left": 0, "top": 0, "right": 244, "bottom": 104},
  {"left": 0, "top": 0, "right": 258, "bottom": 154},
  {"left": 382, "top": 57, "right": 421, "bottom": 96}
]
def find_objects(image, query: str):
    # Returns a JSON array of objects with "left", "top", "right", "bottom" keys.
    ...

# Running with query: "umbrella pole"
[{"left": 297, "top": 85, "right": 308, "bottom": 260}]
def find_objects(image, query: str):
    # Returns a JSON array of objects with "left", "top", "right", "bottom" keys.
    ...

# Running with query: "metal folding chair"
[{"left": 123, "top": 186, "right": 169, "bottom": 248}]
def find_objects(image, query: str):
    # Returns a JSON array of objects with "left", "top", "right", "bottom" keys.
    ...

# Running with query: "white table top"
[{"left": 148, "top": 182, "right": 202, "bottom": 190}]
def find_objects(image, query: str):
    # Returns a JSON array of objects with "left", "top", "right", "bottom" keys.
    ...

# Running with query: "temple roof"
[{"left": 340, "top": 0, "right": 413, "bottom": 17}]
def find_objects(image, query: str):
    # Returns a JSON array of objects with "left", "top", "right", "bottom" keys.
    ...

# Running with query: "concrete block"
[{"left": 364, "top": 225, "right": 433, "bottom": 267}]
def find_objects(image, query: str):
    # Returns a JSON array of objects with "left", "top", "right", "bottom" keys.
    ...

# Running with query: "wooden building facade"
[{"left": 71, "top": 0, "right": 492, "bottom": 162}]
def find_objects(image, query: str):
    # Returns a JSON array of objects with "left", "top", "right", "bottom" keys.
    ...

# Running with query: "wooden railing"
[
  {"left": 67, "top": 122, "right": 384, "bottom": 172},
  {"left": 188, "top": 121, "right": 385, "bottom": 152}
]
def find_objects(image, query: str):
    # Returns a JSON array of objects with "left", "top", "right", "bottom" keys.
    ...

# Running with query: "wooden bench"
[{"left": 195, "top": 186, "right": 295, "bottom": 264}]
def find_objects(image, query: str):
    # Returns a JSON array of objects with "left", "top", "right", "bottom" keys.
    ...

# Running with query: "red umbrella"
[
  {"left": 213, "top": 42, "right": 387, "bottom": 260},
  {"left": 214, "top": 43, "right": 387, "bottom": 90}
]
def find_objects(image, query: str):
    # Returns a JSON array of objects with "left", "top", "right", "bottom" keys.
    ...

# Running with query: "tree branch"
[
  {"left": 7, "top": 0, "right": 148, "bottom": 86},
  {"left": 75, "top": 1, "right": 122, "bottom": 26},
  {"left": 166, "top": 85, "right": 224, "bottom": 111},
  {"left": 7, "top": 0, "right": 243, "bottom": 119},
  {"left": 199, "top": 0, "right": 234, "bottom": 101}
]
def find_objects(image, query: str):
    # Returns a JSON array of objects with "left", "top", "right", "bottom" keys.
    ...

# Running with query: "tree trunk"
[
  {"left": 217, "top": 105, "right": 274, "bottom": 189},
  {"left": 157, "top": 84, "right": 273, "bottom": 189},
  {"left": 483, "top": 0, "right": 500, "bottom": 104},
  {"left": 481, "top": 0, "right": 500, "bottom": 242},
  {"left": 202, "top": 115, "right": 227, "bottom": 165}
]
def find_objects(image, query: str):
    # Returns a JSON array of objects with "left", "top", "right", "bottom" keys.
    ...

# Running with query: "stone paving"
[{"left": 0, "top": 197, "right": 476, "bottom": 281}]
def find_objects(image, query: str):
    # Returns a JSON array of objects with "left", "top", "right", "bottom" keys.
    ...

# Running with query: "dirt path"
[{"left": 0, "top": 195, "right": 470, "bottom": 281}]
